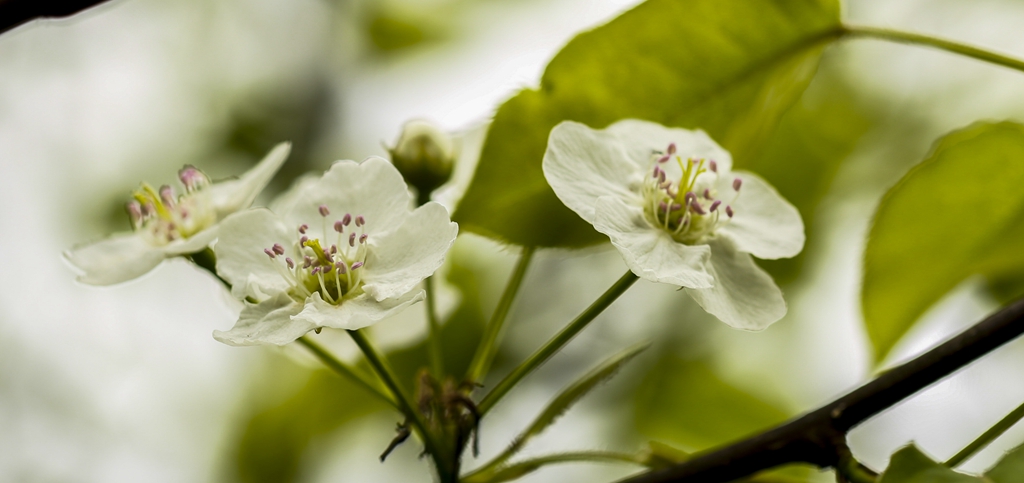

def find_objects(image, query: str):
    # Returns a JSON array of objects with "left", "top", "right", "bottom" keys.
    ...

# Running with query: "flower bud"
[{"left": 388, "top": 119, "right": 456, "bottom": 202}]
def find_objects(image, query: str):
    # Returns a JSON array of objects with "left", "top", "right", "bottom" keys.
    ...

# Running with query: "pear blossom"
[
  {"left": 542, "top": 120, "right": 804, "bottom": 329},
  {"left": 212, "top": 156, "right": 459, "bottom": 346},
  {"left": 65, "top": 143, "right": 292, "bottom": 285}
]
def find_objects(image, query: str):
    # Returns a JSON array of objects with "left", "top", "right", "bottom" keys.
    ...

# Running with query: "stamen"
[
  {"left": 359, "top": 234, "right": 368, "bottom": 244},
  {"left": 299, "top": 235, "right": 308, "bottom": 245},
  {"left": 710, "top": 200, "right": 722, "bottom": 212},
  {"left": 334, "top": 221, "right": 344, "bottom": 233},
  {"left": 264, "top": 248, "right": 276, "bottom": 259},
  {"left": 178, "top": 165, "right": 209, "bottom": 192},
  {"left": 286, "top": 258, "right": 295, "bottom": 269},
  {"left": 355, "top": 216, "right": 365, "bottom": 227},
  {"left": 667, "top": 143, "right": 676, "bottom": 155},
  {"left": 298, "top": 224, "right": 308, "bottom": 234},
  {"left": 733, "top": 178, "right": 742, "bottom": 191},
  {"left": 342, "top": 214, "right": 352, "bottom": 226},
  {"left": 349, "top": 233, "right": 356, "bottom": 247},
  {"left": 703, "top": 189, "right": 711, "bottom": 199},
  {"left": 336, "top": 262, "right": 347, "bottom": 274},
  {"left": 684, "top": 192, "right": 697, "bottom": 205},
  {"left": 690, "top": 200, "right": 706, "bottom": 215},
  {"left": 126, "top": 201, "right": 143, "bottom": 228},
  {"left": 319, "top": 205, "right": 330, "bottom": 217},
  {"left": 272, "top": 244, "right": 285, "bottom": 256},
  {"left": 657, "top": 154, "right": 670, "bottom": 164},
  {"left": 709, "top": 160, "right": 717, "bottom": 173},
  {"left": 351, "top": 262, "right": 364, "bottom": 270},
  {"left": 726, "top": 206, "right": 734, "bottom": 218}
]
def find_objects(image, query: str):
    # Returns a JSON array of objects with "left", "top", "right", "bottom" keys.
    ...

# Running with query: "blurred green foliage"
[
  {"left": 878, "top": 444, "right": 1024, "bottom": 483},
  {"left": 455, "top": 0, "right": 842, "bottom": 247},
  {"left": 633, "top": 355, "right": 789, "bottom": 451},
  {"left": 227, "top": 249, "right": 487, "bottom": 482},
  {"left": 862, "top": 122, "right": 1024, "bottom": 362}
]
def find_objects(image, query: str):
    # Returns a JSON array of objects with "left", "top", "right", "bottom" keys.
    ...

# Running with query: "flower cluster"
[{"left": 543, "top": 119, "right": 804, "bottom": 329}]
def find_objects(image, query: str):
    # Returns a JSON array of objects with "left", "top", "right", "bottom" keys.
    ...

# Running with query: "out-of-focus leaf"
[
  {"left": 879, "top": 446, "right": 978, "bottom": 483},
  {"left": 227, "top": 248, "right": 487, "bottom": 482},
  {"left": 986, "top": 443, "right": 1024, "bottom": 482},
  {"left": 862, "top": 122, "right": 1024, "bottom": 362},
  {"left": 747, "top": 70, "right": 874, "bottom": 283},
  {"left": 230, "top": 368, "right": 385, "bottom": 483},
  {"left": 633, "top": 356, "right": 788, "bottom": 451},
  {"left": 454, "top": 0, "right": 842, "bottom": 247}
]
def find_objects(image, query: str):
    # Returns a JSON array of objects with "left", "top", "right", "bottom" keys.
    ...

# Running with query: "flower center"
[
  {"left": 641, "top": 143, "right": 740, "bottom": 244},
  {"left": 127, "top": 166, "right": 217, "bottom": 246},
  {"left": 262, "top": 205, "right": 370, "bottom": 306}
]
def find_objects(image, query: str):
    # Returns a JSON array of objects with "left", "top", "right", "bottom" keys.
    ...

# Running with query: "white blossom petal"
[
  {"left": 685, "top": 237, "right": 786, "bottom": 330},
  {"left": 161, "top": 225, "right": 219, "bottom": 256},
  {"left": 543, "top": 121, "right": 642, "bottom": 224},
  {"left": 361, "top": 202, "right": 459, "bottom": 301},
  {"left": 64, "top": 232, "right": 166, "bottom": 285},
  {"left": 213, "top": 292, "right": 309, "bottom": 346},
  {"left": 269, "top": 172, "right": 319, "bottom": 215},
  {"left": 214, "top": 208, "right": 296, "bottom": 300},
  {"left": 294, "top": 291, "right": 424, "bottom": 331},
  {"left": 716, "top": 171, "right": 804, "bottom": 260},
  {"left": 606, "top": 119, "right": 733, "bottom": 174},
  {"left": 280, "top": 157, "right": 412, "bottom": 236},
  {"left": 594, "top": 196, "right": 713, "bottom": 288},
  {"left": 209, "top": 142, "right": 292, "bottom": 217}
]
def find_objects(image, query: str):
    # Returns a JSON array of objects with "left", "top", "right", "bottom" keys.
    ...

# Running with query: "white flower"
[
  {"left": 65, "top": 143, "right": 292, "bottom": 285},
  {"left": 542, "top": 120, "right": 804, "bottom": 330},
  {"left": 212, "top": 157, "right": 459, "bottom": 346}
]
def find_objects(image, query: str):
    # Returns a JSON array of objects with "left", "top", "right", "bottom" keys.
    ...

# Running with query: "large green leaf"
[
  {"left": 986, "top": 443, "right": 1024, "bottom": 482},
  {"left": 454, "top": 0, "right": 842, "bottom": 247},
  {"left": 862, "top": 122, "right": 1024, "bottom": 362},
  {"left": 879, "top": 446, "right": 978, "bottom": 483},
  {"left": 633, "top": 356, "right": 789, "bottom": 450}
]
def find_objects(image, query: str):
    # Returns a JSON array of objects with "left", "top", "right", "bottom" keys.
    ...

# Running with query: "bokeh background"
[{"left": 3, "top": 0, "right": 1024, "bottom": 481}]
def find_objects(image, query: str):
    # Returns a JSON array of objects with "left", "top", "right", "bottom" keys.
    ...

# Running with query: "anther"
[
  {"left": 726, "top": 206, "right": 734, "bottom": 218},
  {"left": 330, "top": 245, "right": 337, "bottom": 254},
  {"left": 159, "top": 185, "right": 175, "bottom": 207},
  {"left": 667, "top": 143, "right": 677, "bottom": 155},
  {"left": 264, "top": 248, "right": 276, "bottom": 259},
  {"left": 272, "top": 244, "right": 285, "bottom": 256},
  {"left": 126, "top": 201, "right": 143, "bottom": 227},
  {"left": 298, "top": 224, "right": 308, "bottom": 234},
  {"left": 670, "top": 203, "right": 682, "bottom": 211},
  {"left": 178, "top": 165, "right": 208, "bottom": 192},
  {"left": 733, "top": 178, "right": 742, "bottom": 191},
  {"left": 703, "top": 189, "right": 711, "bottom": 199},
  {"left": 684, "top": 191, "right": 697, "bottom": 205},
  {"left": 303, "top": 257, "right": 313, "bottom": 268},
  {"left": 349, "top": 233, "right": 357, "bottom": 247},
  {"left": 359, "top": 234, "right": 368, "bottom": 244},
  {"left": 342, "top": 214, "right": 352, "bottom": 226},
  {"left": 286, "top": 258, "right": 295, "bottom": 269},
  {"left": 710, "top": 200, "right": 722, "bottom": 212},
  {"left": 355, "top": 215, "right": 365, "bottom": 227},
  {"left": 334, "top": 221, "right": 344, "bottom": 233},
  {"left": 690, "top": 200, "right": 706, "bottom": 215},
  {"left": 351, "top": 262, "right": 364, "bottom": 270},
  {"left": 652, "top": 166, "right": 661, "bottom": 178},
  {"left": 657, "top": 154, "right": 670, "bottom": 164},
  {"left": 311, "top": 266, "right": 321, "bottom": 275},
  {"left": 142, "top": 202, "right": 156, "bottom": 217},
  {"left": 319, "top": 205, "right": 330, "bottom": 217},
  {"left": 709, "top": 160, "right": 718, "bottom": 173},
  {"left": 336, "top": 262, "right": 347, "bottom": 274},
  {"left": 299, "top": 235, "right": 309, "bottom": 245}
]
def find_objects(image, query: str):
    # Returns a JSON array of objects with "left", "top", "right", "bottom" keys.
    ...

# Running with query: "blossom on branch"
[
  {"left": 212, "top": 157, "right": 459, "bottom": 346},
  {"left": 542, "top": 120, "right": 804, "bottom": 329},
  {"left": 64, "top": 143, "right": 292, "bottom": 285}
]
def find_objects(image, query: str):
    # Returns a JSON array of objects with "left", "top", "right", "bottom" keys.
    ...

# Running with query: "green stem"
[
  {"left": 477, "top": 270, "right": 639, "bottom": 415},
  {"left": 843, "top": 25, "right": 1024, "bottom": 75},
  {"left": 946, "top": 400, "right": 1024, "bottom": 467},
  {"left": 425, "top": 275, "right": 445, "bottom": 377},
  {"left": 462, "top": 451, "right": 644, "bottom": 483},
  {"left": 296, "top": 336, "right": 397, "bottom": 409},
  {"left": 347, "top": 329, "right": 454, "bottom": 481},
  {"left": 465, "top": 246, "right": 536, "bottom": 383}
]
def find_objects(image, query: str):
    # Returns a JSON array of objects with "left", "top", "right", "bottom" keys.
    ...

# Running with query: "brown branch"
[
  {"left": 619, "top": 297, "right": 1024, "bottom": 483},
  {"left": 0, "top": 0, "right": 114, "bottom": 35}
]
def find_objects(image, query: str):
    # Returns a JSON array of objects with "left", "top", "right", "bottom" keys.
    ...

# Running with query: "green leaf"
[
  {"left": 633, "top": 356, "right": 789, "bottom": 450},
  {"left": 986, "top": 443, "right": 1024, "bottom": 482},
  {"left": 879, "top": 446, "right": 979, "bottom": 483},
  {"left": 472, "top": 343, "right": 649, "bottom": 479},
  {"left": 862, "top": 122, "right": 1024, "bottom": 362},
  {"left": 454, "top": 0, "right": 842, "bottom": 247}
]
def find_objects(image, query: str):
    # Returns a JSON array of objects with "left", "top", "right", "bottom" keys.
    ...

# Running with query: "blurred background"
[{"left": 3, "top": 0, "right": 1024, "bottom": 481}]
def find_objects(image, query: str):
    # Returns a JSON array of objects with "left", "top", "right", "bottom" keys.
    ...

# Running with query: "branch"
[
  {"left": 618, "top": 297, "right": 1024, "bottom": 483},
  {"left": 0, "top": 0, "right": 114, "bottom": 35}
]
